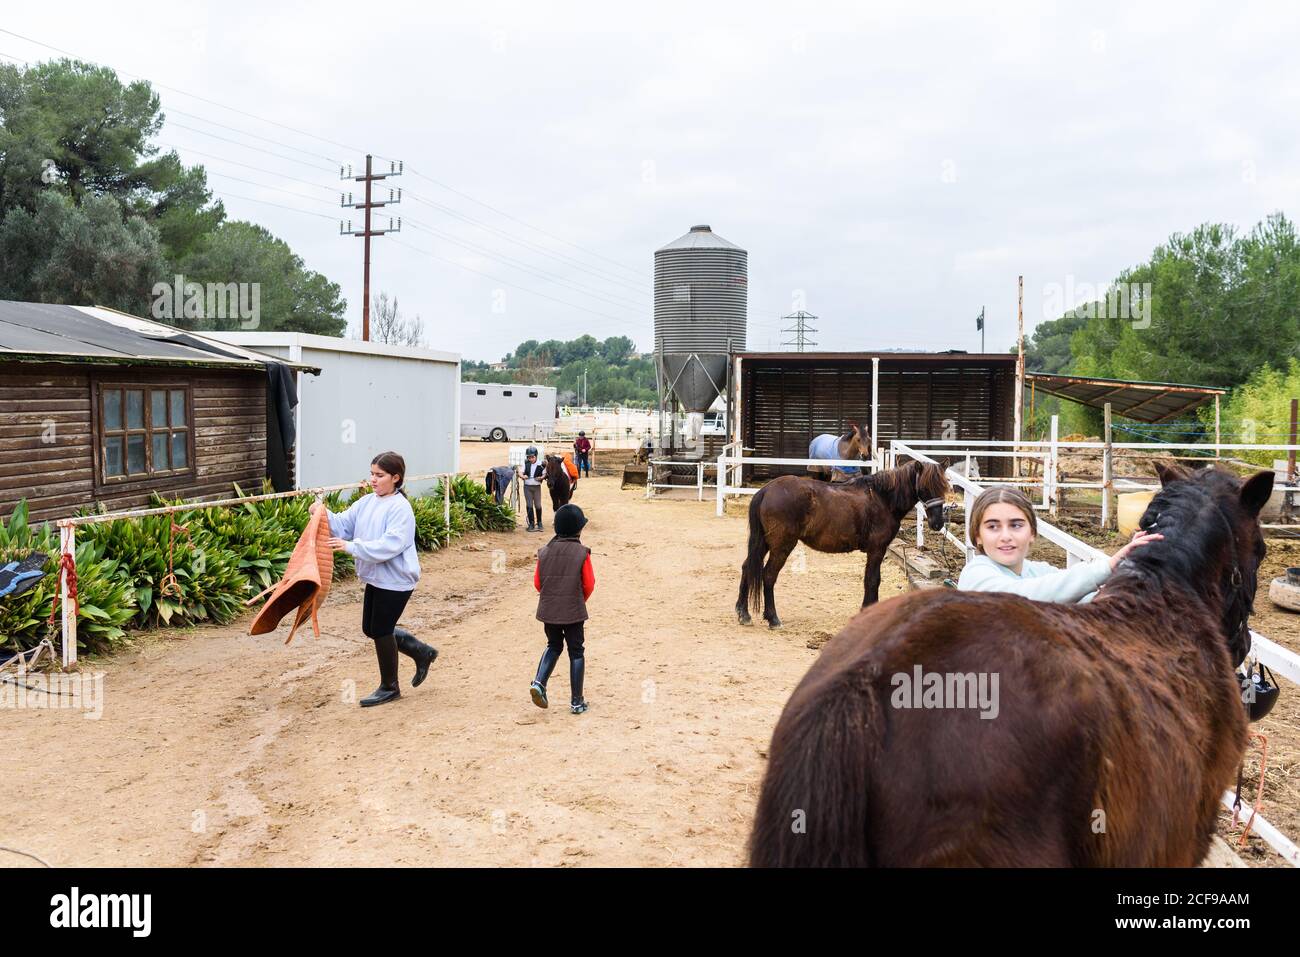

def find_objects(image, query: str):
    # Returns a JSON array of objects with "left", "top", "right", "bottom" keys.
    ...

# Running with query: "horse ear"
[
  {"left": 1239, "top": 470, "right": 1275, "bottom": 518},
  {"left": 1154, "top": 459, "right": 1192, "bottom": 487}
]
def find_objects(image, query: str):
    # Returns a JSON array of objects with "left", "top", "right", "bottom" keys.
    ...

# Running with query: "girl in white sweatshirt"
[
  {"left": 312, "top": 451, "right": 438, "bottom": 707},
  {"left": 957, "top": 486, "right": 1162, "bottom": 602}
]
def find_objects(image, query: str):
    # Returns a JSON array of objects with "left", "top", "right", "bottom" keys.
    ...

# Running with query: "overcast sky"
[{"left": 3, "top": 1, "right": 1297, "bottom": 360}]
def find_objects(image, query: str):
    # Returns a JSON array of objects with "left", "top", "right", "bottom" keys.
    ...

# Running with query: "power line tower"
[
  {"left": 340, "top": 154, "right": 403, "bottom": 341},
  {"left": 780, "top": 310, "right": 818, "bottom": 352}
]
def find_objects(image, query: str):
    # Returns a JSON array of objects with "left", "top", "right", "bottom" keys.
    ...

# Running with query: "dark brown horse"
[
  {"left": 736, "top": 459, "right": 950, "bottom": 628},
  {"left": 543, "top": 454, "right": 573, "bottom": 510},
  {"left": 748, "top": 462, "right": 1274, "bottom": 867}
]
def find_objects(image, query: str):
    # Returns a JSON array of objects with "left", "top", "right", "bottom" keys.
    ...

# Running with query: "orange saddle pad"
[{"left": 247, "top": 507, "right": 334, "bottom": 643}]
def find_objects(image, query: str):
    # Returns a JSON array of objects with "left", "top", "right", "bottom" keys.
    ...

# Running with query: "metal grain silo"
[{"left": 654, "top": 225, "right": 747, "bottom": 415}]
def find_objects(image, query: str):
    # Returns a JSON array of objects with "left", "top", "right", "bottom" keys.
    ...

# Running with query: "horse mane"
[
  {"left": 847, "top": 460, "right": 944, "bottom": 513},
  {"left": 1102, "top": 470, "right": 1255, "bottom": 662}
]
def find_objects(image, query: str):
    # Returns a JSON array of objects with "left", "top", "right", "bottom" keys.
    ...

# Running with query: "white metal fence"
[{"left": 713, "top": 441, "right": 880, "bottom": 516}]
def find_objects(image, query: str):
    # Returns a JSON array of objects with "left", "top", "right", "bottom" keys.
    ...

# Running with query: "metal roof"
[
  {"left": 655, "top": 225, "right": 745, "bottom": 253},
  {"left": 735, "top": 350, "right": 1018, "bottom": 365},
  {"left": 1025, "top": 371, "right": 1225, "bottom": 423},
  {"left": 0, "top": 301, "right": 320, "bottom": 372}
]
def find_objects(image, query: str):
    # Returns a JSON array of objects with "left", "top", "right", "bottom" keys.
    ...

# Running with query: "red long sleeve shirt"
[{"left": 535, "top": 554, "right": 595, "bottom": 600}]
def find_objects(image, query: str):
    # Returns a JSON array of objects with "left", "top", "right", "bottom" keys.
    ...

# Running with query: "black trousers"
[
  {"left": 543, "top": 621, "right": 585, "bottom": 659},
  {"left": 362, "top": 584, "right": 412, "bottom": 638},
  {"left": 577, "top": 451, "right": 591, "bottom": 476}
]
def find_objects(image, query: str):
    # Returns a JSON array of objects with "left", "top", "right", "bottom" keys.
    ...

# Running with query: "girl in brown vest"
[{"left": 529, "top": 503, "right": 595, "bottom": 714}]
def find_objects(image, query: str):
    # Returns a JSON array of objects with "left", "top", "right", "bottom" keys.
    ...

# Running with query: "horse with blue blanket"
[{"left": 807, "top": 421, "right": 871, "bottom": 481}]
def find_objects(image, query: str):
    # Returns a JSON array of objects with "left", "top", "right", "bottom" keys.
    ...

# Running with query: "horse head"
[
  {"left": 1140, "top": 460, "right": 1274, "bottom": 667},
  {"left": 913, "top": 460, "right": 951, "bottom": 531},
  {"left": 844, "top": 420, "right": 872, "bottom": 462}
]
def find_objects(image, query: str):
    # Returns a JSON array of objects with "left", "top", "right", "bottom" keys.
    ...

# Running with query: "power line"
[
  {"left": 0, "top": 27, "right": 366, "bottom": 155},
  {"left": 2, "top": 31, "right": 652, "bottom": 303},
  {"left": 404, "top": 190, "right": 651, "bottom": 294},
  {"left": 406, "top": 167, "right": 646, "bottom": 280},
  {"left": 166, "top": 121, "right": 337, "bottom": 173},
  {"left": 403, "top": 219, "right": 646, "bottom": 313},
  {"left": 388, "top": 237, "right": 645, "bottom": 334},
  {"left": 163, "top": 106, "right": 339, "bottom": 164},
  {"left": 204, "top": 170, "right": 340, "bottom": 207},
  {"left": 157, "top": 142, "right": 338, "bottom": 194},
  {"left": 207, "top": 189, "right": 338, "bottom": 221}
]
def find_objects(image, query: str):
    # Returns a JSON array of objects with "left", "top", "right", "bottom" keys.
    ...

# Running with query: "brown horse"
[
  {"left": 544, "top": 454, "right": 573, "bottom": 510},
  {"left": 736, "top": 459, "right": 950, "bottom": 628},
  {"left": 807, "top": 420, "right": 872, "bottom": 482},
  {"left": 748, "top": 462, "right": 1274, "bottom": 867}
]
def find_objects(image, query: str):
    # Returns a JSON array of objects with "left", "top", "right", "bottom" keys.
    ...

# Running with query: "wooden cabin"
[{"left": 0, "top": 301, "right": 319, "bottom": 523}]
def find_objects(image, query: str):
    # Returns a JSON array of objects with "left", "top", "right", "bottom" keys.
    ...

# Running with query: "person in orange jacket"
[
  {"left": 529, "top": 503, "right": 594, "bottom": 714},
  {"left": 562, "top": 451, "right": 580, "bottom": 492}
]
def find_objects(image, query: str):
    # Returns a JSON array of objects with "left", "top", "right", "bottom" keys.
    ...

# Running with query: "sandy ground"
[
  {"left": 1, "top": 441, "right": 903, "bottom": 867},
  {"left": 5, "top": 442, "right": 1291, "bottom": 867}
]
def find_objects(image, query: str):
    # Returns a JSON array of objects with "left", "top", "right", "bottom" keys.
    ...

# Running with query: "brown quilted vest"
[{"left": 536, "top": 538, "right": 590, "bottom": 624}]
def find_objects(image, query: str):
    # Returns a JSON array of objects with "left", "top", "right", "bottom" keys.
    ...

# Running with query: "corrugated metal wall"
[{"left": 742, "top": 357, "right": 1015, "bottom": 478}]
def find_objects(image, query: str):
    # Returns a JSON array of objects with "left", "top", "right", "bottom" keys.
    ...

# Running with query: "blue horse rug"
[{"left": 809, "top": 433, "right": 861, "bottom": 475}]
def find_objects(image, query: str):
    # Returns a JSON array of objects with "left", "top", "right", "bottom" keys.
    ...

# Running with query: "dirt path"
[{"left": 1, "top": 444, "right": 905, "bottom": 867}]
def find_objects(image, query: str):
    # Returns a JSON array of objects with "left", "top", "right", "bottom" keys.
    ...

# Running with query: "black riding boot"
[
  {"left": 529, "top": 645, "right": 562, "bottom": 709},
  {"left": 394, "top": 627, "right": 438, "bottom": 688},
  {"left": 525, "top": 504, "right": 536, "bottom": 530},
  {"left": 360, "top": 633, "right": 401, "bottom": 707},
  {"left": 569, "top": 656, "right": 587, "bottom": 714}
]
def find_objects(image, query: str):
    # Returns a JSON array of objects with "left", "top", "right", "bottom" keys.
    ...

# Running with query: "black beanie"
[{"left": 554, "top": 503, "right": 588, "bottom": 537}]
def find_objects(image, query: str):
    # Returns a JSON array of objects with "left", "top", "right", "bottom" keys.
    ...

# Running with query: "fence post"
[
  {"left": 1048, "top": 414, "right": 1059, "bottom": 517},
  {"left": 60, "top": 522, "right": 76, "bottom": 669},
  {"left": 443, "top": 476, "right": 451, "bottom": 547},
  {"left": 963, "top": 487, "right": 974, "bottom": 562},
  {"left": 697, "top": 461, "right": 704, "bottom": 502},
  {"left": 1102, "top": 402, "right": 1113, "bottom": 530},
  {"left": 916, "top": 504, "right": 925, "bottom": 549},
  {"left": 716, "top": 447, "right": 728, "bottom": 517}
]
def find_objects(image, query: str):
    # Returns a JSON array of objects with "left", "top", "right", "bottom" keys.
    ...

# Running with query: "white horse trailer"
[{"left": 461, "top": 382, "right": 557, "bottom": 441}]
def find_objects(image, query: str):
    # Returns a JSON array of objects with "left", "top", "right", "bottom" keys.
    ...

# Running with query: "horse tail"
[
  {"left": 749, "top": 674, "right": 882, "bottom": 867},
  {"left": 742, "top": 486, "right": 769, "bottom": 617}
]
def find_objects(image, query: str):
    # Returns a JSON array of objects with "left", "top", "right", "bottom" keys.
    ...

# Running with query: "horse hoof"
[
  {"left": 767, "top": 619, "right": 783, "bottom": 630},
  {"left": 737, "top": 612, "right": 752, "bottom": 626}
]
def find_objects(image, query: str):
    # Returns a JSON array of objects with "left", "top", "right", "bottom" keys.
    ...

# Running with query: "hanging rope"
[
  {"left": 1227, "top": 733, "right": 1268, "bottom": 842},
  {"left": 159, "top": 521, "right": 191, "bottom": 599},
  {"left": 46, "top": 551, "right": 78, "bottom": 627}
]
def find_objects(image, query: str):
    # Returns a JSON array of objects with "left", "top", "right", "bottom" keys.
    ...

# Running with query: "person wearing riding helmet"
[
  {"left": 574, "top": 431, "right": 593, "bottom": 478},
  {"left": 957, "top": 485, "right": 1162, "bottom": 602},
  {"left": 314, "top": 451, "right": 438, "bottom": 707},
  {"left": 520, "top": 446, "right": 546, "bottom": 532},
  {"left": 529, "top": 503, "right": 595, "bottom": 714}
]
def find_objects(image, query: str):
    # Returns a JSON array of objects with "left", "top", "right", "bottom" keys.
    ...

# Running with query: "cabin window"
[
  {"left": 99, "top": 383, "right": 192, "bottom": 482},
  {"left": 529, "top": 392, "right": 538, "bottom": 398},
  {"left": 476, "top": 389, "right": 486, "bottom": 395},
  {"left": 503, "top": 390, "right": 513, "bottom": 396}
]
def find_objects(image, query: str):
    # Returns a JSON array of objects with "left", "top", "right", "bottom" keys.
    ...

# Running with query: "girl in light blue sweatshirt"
[
  {"left": 957, "top": 486, "right": 1162, "bottom": 602},
  {"left": 312, "top": 451, "right": 438, "bottom": 707}
]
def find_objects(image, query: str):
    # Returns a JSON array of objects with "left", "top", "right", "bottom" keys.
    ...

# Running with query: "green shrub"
[
  {"left": 3, "top": 472, "right": 513, "bottom": 655},
  {"left": 0, "top": 501, "right": 136, "bottom": 654},
  {"left": 80, "top": 506, "right": 248, "bottom": 628}
]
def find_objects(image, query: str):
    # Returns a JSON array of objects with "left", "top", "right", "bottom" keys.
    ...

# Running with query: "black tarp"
[{"left": 264, "top": 362, "right": 299, "bottom": 491}]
